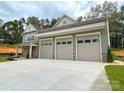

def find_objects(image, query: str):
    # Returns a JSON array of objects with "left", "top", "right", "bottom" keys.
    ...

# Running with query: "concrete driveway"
[{"left": 0, "top": 59, "right": 111, "bottom": 91}]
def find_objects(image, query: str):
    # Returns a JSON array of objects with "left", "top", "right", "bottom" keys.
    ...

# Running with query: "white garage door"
[
  {"left": 40, "top": 39, "right": 53, "bottom": 59},
  {"left": 56, "top": 37, "right": 73, "bottom": 60},
  {"left": 77, "top": 35, "right": 101, "bottom": 61}
]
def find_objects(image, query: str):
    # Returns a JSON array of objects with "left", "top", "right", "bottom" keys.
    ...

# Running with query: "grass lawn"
[
  {"left": 114, "top": 57, "right": 124, "bottom": 62},
  {"left": 111, "top": 48, "right": 124, "bottom": 51},
  {"left": 105, "top": 65, "right": 124, "bottom": 91},
  {"left": 0, "top": 55, "right": 10, "bottom": 62}
]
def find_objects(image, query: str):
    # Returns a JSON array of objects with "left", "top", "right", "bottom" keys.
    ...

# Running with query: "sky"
[{"left": 0, "top": 1, "right": 124, "bottom": 22}]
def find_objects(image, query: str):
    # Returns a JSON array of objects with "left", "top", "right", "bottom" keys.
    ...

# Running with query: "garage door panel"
[
  {"left": 56, "top": 37, "right": 73, "bottom": 60},
  {"left": 77, "top": 35, "right": 100, "bottom": 61},
  {"left": 40, "top": 40, "right": 53, "bottom": 59}
]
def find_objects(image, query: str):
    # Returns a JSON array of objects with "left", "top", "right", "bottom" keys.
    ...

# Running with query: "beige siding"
[
  {"left": 23, "top": 32, "right": 38, "bottom": 43},
  {"left": 56, "top": 17, "right": 75, "bottom": 27},
  {"left": 101, "top": 22, "right": 109, "bottom": 61}
]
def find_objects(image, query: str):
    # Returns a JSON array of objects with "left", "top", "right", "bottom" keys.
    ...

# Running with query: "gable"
[
  {"left": 54, "top": 15, "right": 75, "bottom": 27},
  {"left": 24, "top": 24, "right": 37, "bottom": 33}
]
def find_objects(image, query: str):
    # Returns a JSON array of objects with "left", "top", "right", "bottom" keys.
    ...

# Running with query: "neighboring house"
[
  {"left": 22, "top": 23, "right": 41, "bottom": 58},
  {"left": 22, "top": 15, "right": 110, "bottom": 62}
]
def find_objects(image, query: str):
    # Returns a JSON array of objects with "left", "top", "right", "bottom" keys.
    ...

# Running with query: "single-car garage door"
[
  {"left": 56, "top": 37, "right": 73, "bottom": 60},
  {"left": 77, "top": 35, "right": 101, "bottom": 61},
  {"left": 40, "top": 39, "right": 53, "bottom": 59}
]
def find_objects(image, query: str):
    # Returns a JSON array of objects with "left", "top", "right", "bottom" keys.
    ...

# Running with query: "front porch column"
[
  {"left": 15, "top": 46, "right": 18, "bottom": 57},
  {"left": 29, "top": 43, "right": 32, "bottom": 58}
]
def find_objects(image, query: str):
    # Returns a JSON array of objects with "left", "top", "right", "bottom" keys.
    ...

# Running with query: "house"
[
  {"left": 22, "top": 15, "right": 110, "bottom": 62},
  {"left": 22, "top": 23, "right": 41, "bottom": 58}
]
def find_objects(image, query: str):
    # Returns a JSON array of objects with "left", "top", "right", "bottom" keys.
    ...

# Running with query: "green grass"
[
  {"left": 0, "top": 44, "right": 16, "bottom": 47},
  {"left": 111, "top": 48, "right": 124, "bottom": 51},
  {"left": 114, "top": 57, "right": 124, "bottom": 62},
  {"left": 105, "top": 65, "right": 124, "bottom": 91},
  {"left": 0, "top": 55, "right": 10, "bottom": 62}
]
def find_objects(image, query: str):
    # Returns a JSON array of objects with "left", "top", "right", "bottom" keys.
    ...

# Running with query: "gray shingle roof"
[{"left": 37, "top": 17, "right": 107, "bottom": 34}]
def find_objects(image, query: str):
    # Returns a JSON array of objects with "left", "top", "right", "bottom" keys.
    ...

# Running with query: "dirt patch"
[
  {"left": 0, "top": 46, "right": 22, "bottom": 54},
  {"left": 113, "top": 50, "right": 124, "bottom": 57}
]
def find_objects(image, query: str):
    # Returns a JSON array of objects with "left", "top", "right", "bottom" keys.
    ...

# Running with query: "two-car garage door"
[{"left": 39, "top": 34, "right": 101, "bottom": 61}]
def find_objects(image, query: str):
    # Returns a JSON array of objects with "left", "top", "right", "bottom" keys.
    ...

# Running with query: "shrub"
[
  {"left": 7, "top": 56, "right": 14, "bottom": 60},
  {"left": 107, "top": 46, "right": 113, "bottom": 63},
  {"left": 10, "top": 52, "right": 14, "bottom": 56}
]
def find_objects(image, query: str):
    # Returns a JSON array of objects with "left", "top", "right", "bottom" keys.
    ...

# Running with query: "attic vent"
[{"left": 63, "top": 21, "right": 66, "bottom": 24}]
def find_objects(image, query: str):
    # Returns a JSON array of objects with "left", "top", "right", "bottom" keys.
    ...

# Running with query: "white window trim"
[
  {"left": 55, "top": 35, "right": 73, "bottom": 59},
  {"left": 39, "top": 38, "right": 53, "bottom": 58},
  {"left": 75, "top": 32, "right": 102, "bottom": 62}
]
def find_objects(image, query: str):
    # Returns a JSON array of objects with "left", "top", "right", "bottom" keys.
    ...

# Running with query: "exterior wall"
[
  {"left": 101, "top": 21, "right": 109, "bottom": 62},
  {"left": 72, "top": 35, "right": 76, "bottom": 60},
  {"left": 32, "top": 46, "right": 39, "bottom": 58},
  {"left": 22, "top": 32, "right": 38, "bottom": 43},
  {"left": 22, "top": 45, "right": 38, "bottom": 58},
  {"left": 55, "top": 17, "right": 75, "bottom": 27},
  {"left": 22, "top": 47, "right": 29, "bottom": 57}
]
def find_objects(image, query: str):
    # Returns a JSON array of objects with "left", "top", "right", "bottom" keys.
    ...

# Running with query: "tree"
[
  {"left": 45, "top": 18, "right": 50, "bottom": 28},
  {"left": 3, "top": 20, "right": 24, "bottom": 44},
  {"left": 108, "top": 3, "right": 124, "bottom": 48},
  {"left": 27, "top": 16, "right": 40, "bottom": 27},
  {"left": 77, "top": 16, "right": 83, "bottom": 22},
  {"left": 0, "top": 19, "right": 3, "bottom": 27},
  {"left": 40, "top": 19, "right": 45, "bottom": 28},
  {"left": 107, "top": 46, "right": 113, "bottom": 63},
  {"left": 84, "top": 1, "right": 117, "bottom": 20},
  {"left": 50, "top": 18, "right": 57, "bottom": 27}
]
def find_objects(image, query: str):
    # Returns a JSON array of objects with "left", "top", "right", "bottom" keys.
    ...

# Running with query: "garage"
[
  {"left": 76, "top": 34, "right": 101, "bottom": 61},
  {"left": 55, "top": 37, "right": 73, "bottom": 60},
  {"left": 40, "top": 39, "right": 53, "bottom": 59}
]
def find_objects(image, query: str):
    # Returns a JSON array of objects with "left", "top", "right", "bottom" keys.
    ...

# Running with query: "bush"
[
  {"left": 10, "top": 52, "right": 14, "bottom": 56},
  {"left": 107, "top": 46, "right": 113, "bottom": 63},
  {"left": 7, "top": 56, "right": 15, "bottom": 60}
]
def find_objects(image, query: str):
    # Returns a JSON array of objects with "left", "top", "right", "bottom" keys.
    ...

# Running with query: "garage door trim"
[
  {"left": 39, "top": 38, "right": 53, "bottom": 58},
  {"left": 55, "top": 35, "right": 73, "bottom": 59},
  {"left": 75, "top": 32, "right": 102, "bottom": 62}
]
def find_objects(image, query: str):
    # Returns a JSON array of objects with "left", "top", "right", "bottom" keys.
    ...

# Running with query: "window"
[
  {"left": 85, "top": 40, "right": 91, "bottom": 43},
  {"left": 67, "top": 41, "right": 72, "bottom": 44},
  {"left": 41, "top": 43, "right": 44, "bottom": 46},
  {"left": 49, "top": 42, "right": 52, "bottom": 45},
  {"left": 57, "top": 42, "right": 61, "bottom": 45},
  {"left": 78, "top": 40, "right": 83, "bottom": 43},
  {"left": 62, "top": 41, "right": 66, "bottom": 44},
  {"left": 92, "top": 39, "right": 98, "bottom": 43},
  {"left": 27, "top": 35, "right": 34, "bottom": 41},
  {"left": 45, "top": 43, "right": 48, "bottom": 45}
]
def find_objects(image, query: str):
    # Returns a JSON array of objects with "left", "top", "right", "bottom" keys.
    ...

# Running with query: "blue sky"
[{"left": 0, "top": 1, "right": 123, "bottom": 21}]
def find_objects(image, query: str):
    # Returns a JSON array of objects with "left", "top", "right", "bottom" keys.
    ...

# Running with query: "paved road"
[{"left": 0, "top": 59, "right": 111, "bottom": 91}]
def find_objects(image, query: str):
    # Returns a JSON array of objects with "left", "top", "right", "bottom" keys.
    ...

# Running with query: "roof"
[
  {"left": 23, "top": 23, "right": 42, "bottom": 34},
  {"left": 33, "top": 25, "right": 42, "bottom": 30},
  {"left": 37, "top": 17, "right": 107, "bottom": 34},
  {"left": 53, "top": 14, "right": 76, "bottom": 27}
]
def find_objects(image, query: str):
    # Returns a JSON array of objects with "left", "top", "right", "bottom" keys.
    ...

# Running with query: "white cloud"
[{"left": 0, "top": 1, "right": 124, "bottom": 21}]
